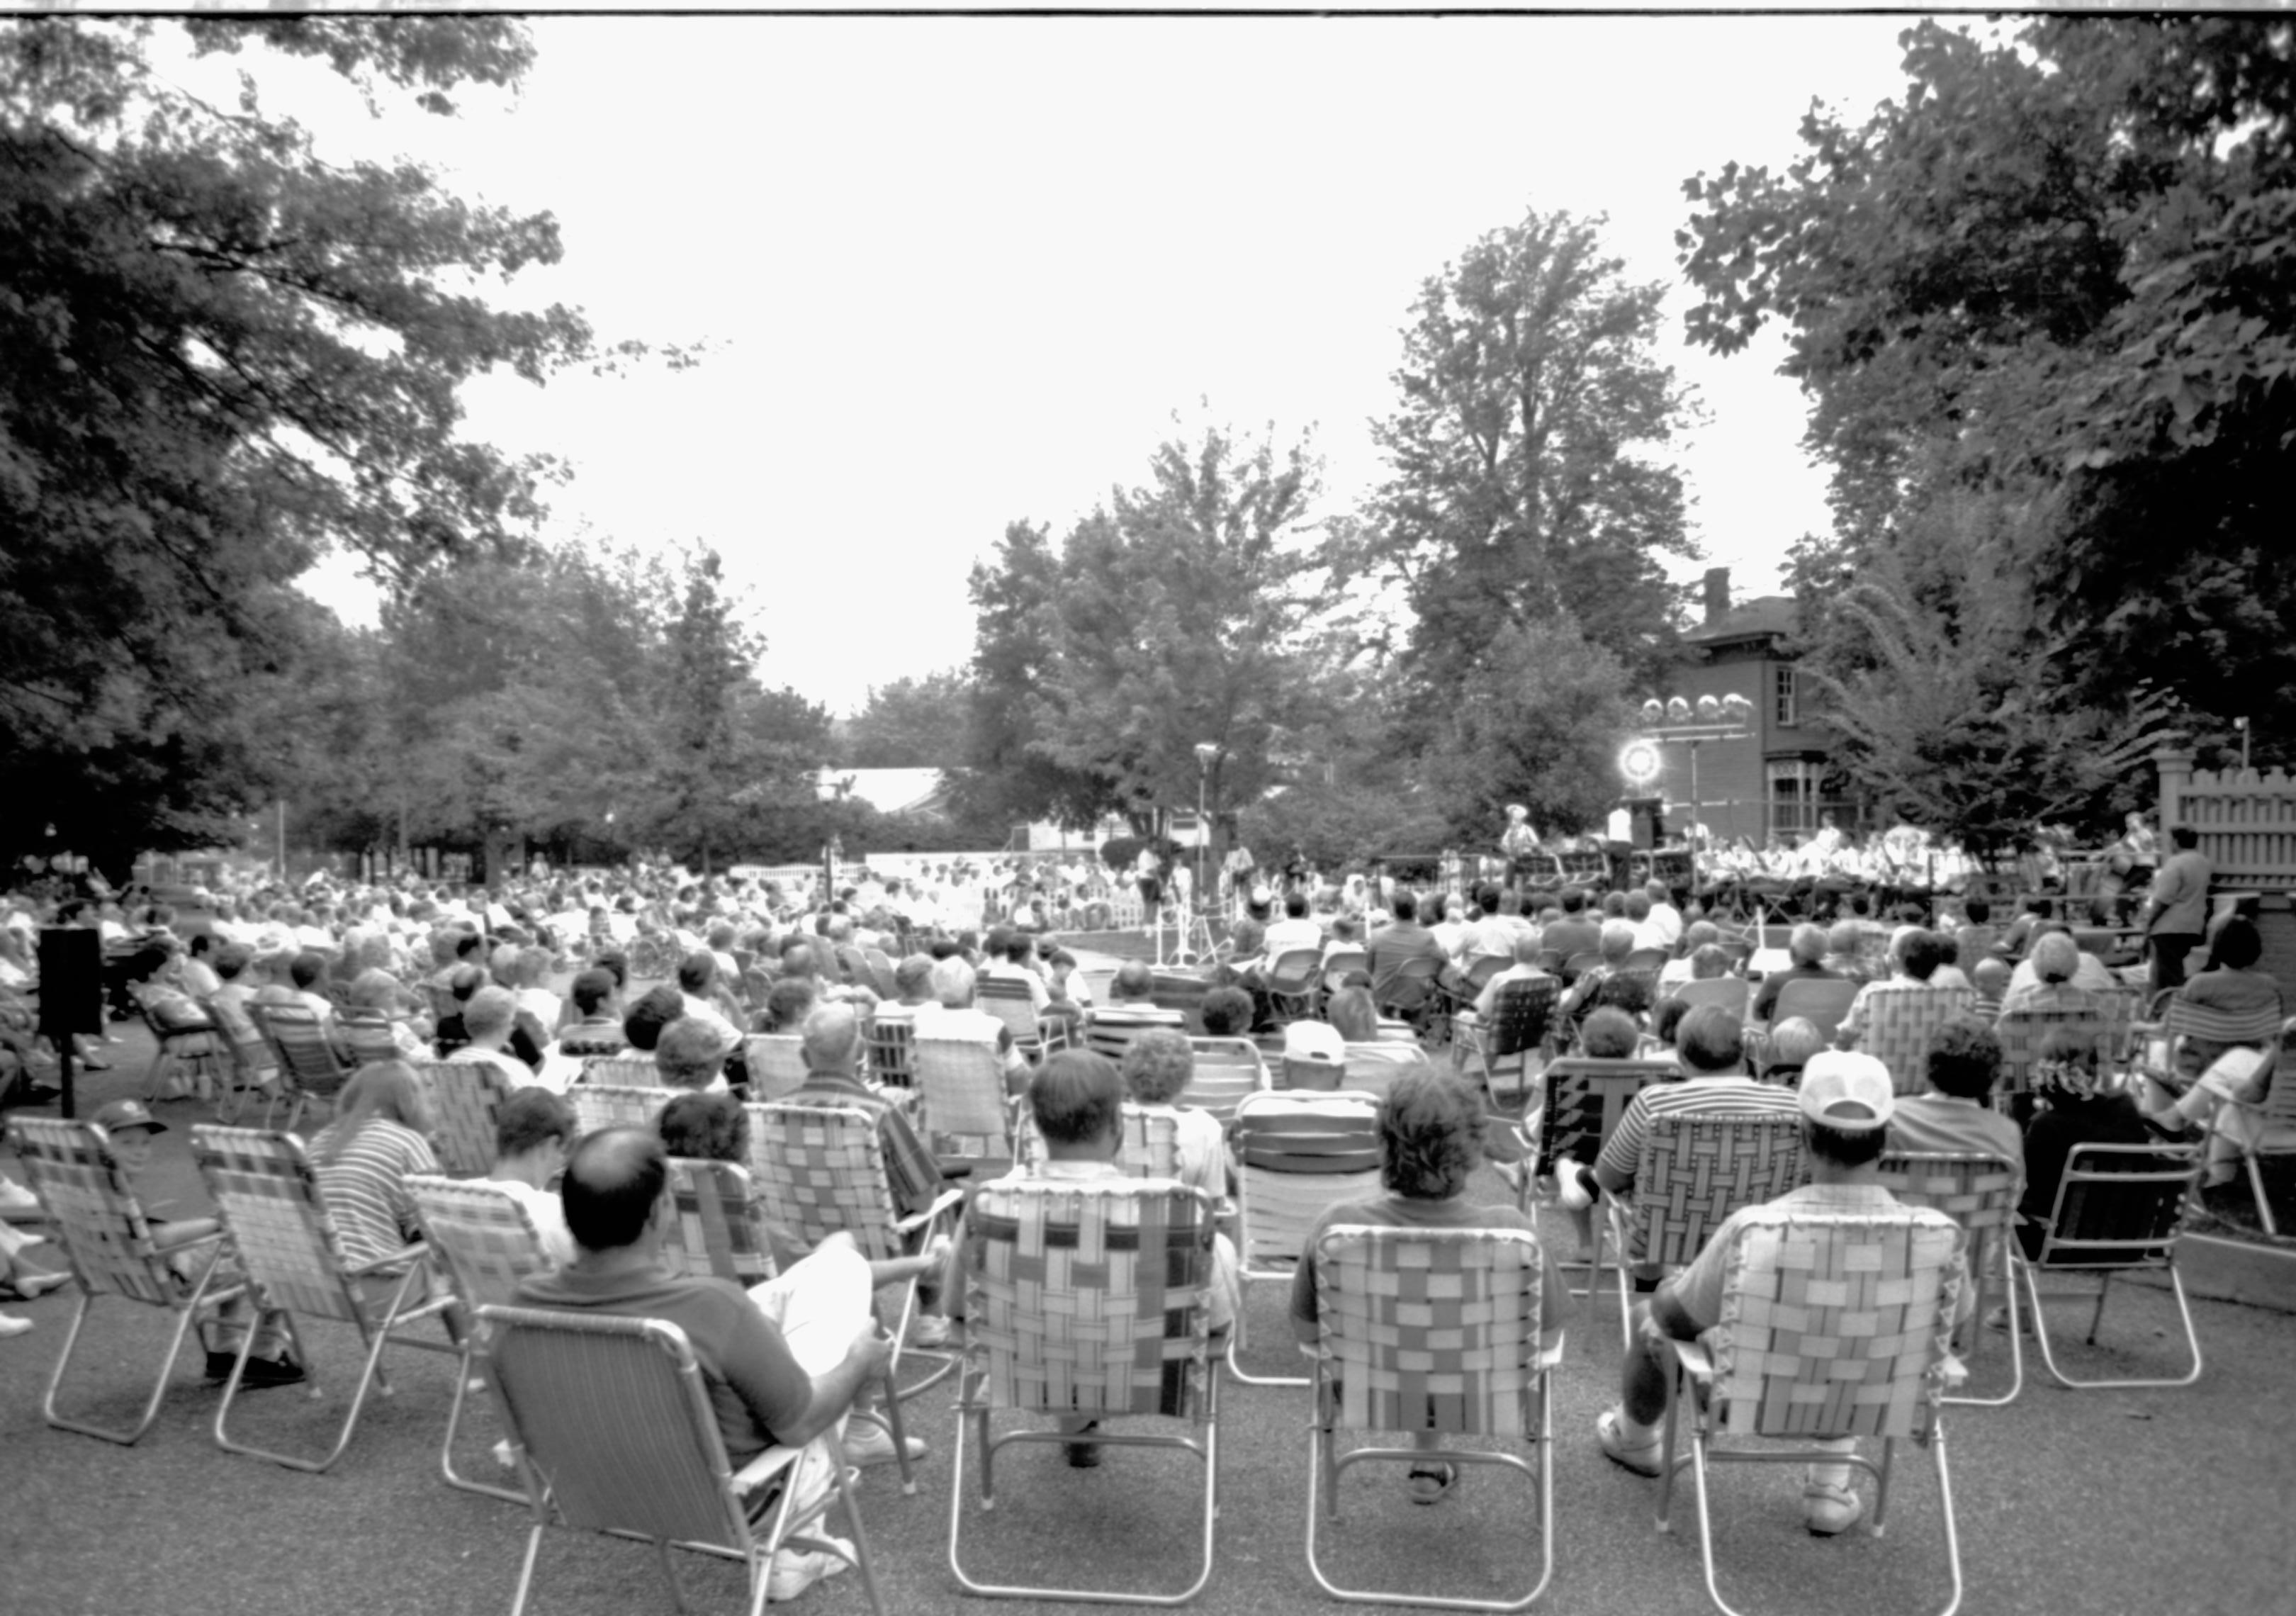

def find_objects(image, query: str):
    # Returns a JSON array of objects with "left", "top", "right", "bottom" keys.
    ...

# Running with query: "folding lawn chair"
[
  {"left": 580, "top": 1053, "right": 660, "bottom": 1088},
  {"left": 7, "top": 1116, "right": 245, "bottom": 1444},
  {"left": 478, "top": 1304, "right": 884, "bottom": 1616},
  {"left": 418, "top": 1058, "right": 517, "bottom": 1178},
  {"left": 1306, "top": 1226, "right": 1557, "bottom": 1612},
  {"left": 1766, "top": 979, "right": 1859, "bottom": 1045},
  {"left": 190, "top": 1125, "right": 456, "bottom": 1472},
  {"left": 2013, "top": 1141, "right": 2204, "bottom": 1391},
  {"left": 1857, "top": 986, "right": 1977, "bottom": 1096},
  {"left": 1655, "top": 1207, "right": 1967, "bottom": 1616},
  {"left": 1458, "top": 976, "right": 1558, "bottom": 1112},
  {"left": 249, "top": 1002, "right": 354, "bottom": 1131},
  {"left": 866, "top": 1017, "right": 916, "bottom": 1089},
  {"left": 949, "top": 1180, "right": 1222, "bottom": 1605},
  {"left": 1225, "top": 1090, "right": 1383, "bottom": 1388},
  {"left": 1013, "top": 1103, "right": 1181, "bottom": 1179},
  {"left": 406, "top": 1175, "right": 555, "bottom": 1503},
  {"left": 1528, "top": 1057, "right": 1677, "bottom": 1220},
  {"left": 568, "top": 1083, "right": 671, "bottom": 1138},
  {"left": 1264, "top": 948, "right": 1326, "bottom": 1023},
  {"left": 659, "top": 1157, "right": 778, "bottom": 1286},
  {"left": 743, "top": 1033, "right": 810, "bottom": 1101},
  {"left": 1185, "top": 1037, "right": 1269, "bottom": 1125},
  {"left": 1879, "top": 1152, "right": 2023, "bottom": 1405},
  {"left": 912, "top": 1036, "right": 1015, "bottom": 1165}
]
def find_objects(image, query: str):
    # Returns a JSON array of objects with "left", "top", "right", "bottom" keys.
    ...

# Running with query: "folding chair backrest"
[
  {"left": 1321, "top": 950, "right": 1367, "bottom": 992},
  {"left": 1876, "top": 1152, "right": 2018, "bottom": 1262},
  {"left": 1229, "top": 1092, "right": 1383, "bottom": 1272},
  {"left": 1015, "top": 1104, "right": 1181, "bottom": 1178},
  {"left": 1337, "top": 1043, "right": 1430, "bottom": 1101},
  {"left": 568, "top": 1084, "right": 671, "bottom": 1138},
  {"left": 479, "top": 1306, "right": 751, "bottom": 1549},
  {"left": 206, "top": 993, "right": 274, "bottom": 1082},
  {"left": 254, "top": 1002, "right": 352, "bottom": 1095},
  {"left": 1709, "top": 1207, "right": 1964, "bottom": 1441},
  {"left": 1768, "top": 978, "right": 1860, "bottom": 1043},
  {"left": 1667, "top": 976, "right": 1749, "bottom": 1021},
  {"left": 911, "top": 1036, "right": 1012, "bottom": 1158},
  {"left": 6, "top": 1118, "right": 175, "bottom": 1303},
  {"left": 962, "top": 1180, "right": 1216, "bottom": 1420},
  {"left": 743, "top": 1034, "right": 809, "bottom": 1101},
  {"left": 581, "top": 1055, "right": 660, "bottom": 1089},
  {"left": 660, "top": 1157, "right": 775, "bottom": 1285},
  {"left": 1622, "top": 948, "right": 1670, "bottom": 975},
  {"left": 867, "top": 1017, "right": 916, "bottom": 1088},
  {"left": 1625, "top": 1112, "right": 1806, "bottom": 1267},
  {"left": 1149, "top": 972, "right": 1211, "bottom": 1035},
  {"left": 340, "top": 1011, "right": 405, "bottom": 1070},
  {"left": 1267, "top": 948, "right": 1323, "bottom": 996},
  {"left": 1311, "top": 1225, "right": 1545, "bottom": 1438},
  {"left": 749, "top": 1103, "right": 906, "bottom": 1262},
  {"left": 419, "top": 1059, "right": 516, "bottom": 1178},
  {"left": 1185, "top": 1038, "right": 1268, "bottom": 1123},
  {"left": 2030, "top": 1142, "right": 2200, "bottom": 1270},
  {"left": 190, "top": 1126, "right": 366, "bottom": 1325},
  {"left": 407, "top": 1176, "right": 553, "bottom": 1313},
  {"left": 2160, "top": 998, "right": 2283, "bottom": 1057},
  {"left": 1993, "top": 1006, "right": 2108, "bottom": 1098},
  {"left": 976, "top": 977, "right": 1043, "bottom": 1044},
  {"left": 1859, "top": 985, "right": 1977, "bottom": 1096},
  {"left": 1538, "top": 1058, "right": 1677, "bottom": 1167},
  {"left": 1487, "top": 977, "right": 1559, "bottom": 1060},
  {"left": 1376, "top": 955, "right": 1442, "bottom": 1014}
]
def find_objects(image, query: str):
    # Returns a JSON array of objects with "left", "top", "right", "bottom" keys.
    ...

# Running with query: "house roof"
[
  {"left": 1684, "top": 594, "right": 1796, "bottom": 646},
  {"left": 815, "top": 767, "right": 947, "bottom": 816}
]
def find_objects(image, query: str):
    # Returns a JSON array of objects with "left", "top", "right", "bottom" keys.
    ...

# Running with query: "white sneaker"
[
  {"left": 908, "top": 1313, "right": 951, "bottom": 1349},
  {"left": 1557, "top": 1162, "right": 1595, "bottom": 1212},
  {"left": 765, "top": 1536, "right": 854, "bottom": 1602},
  {"left": 0, "top": 1313, "right": 33, "bottom": 1338},
  {"left": 0, "top": 1177, "right": 40, "bottom": 1211},
  {"left": 842, "top": 1420, "right": 926, "bottom": 1467}
]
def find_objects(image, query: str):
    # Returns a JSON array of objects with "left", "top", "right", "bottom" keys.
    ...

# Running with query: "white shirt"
[
  {"left": 1646, "top": 902, "right": 1684, "bottom": 949},
  {"left": 488, "top": 1177, "right": 575, "bottom": 1267}
]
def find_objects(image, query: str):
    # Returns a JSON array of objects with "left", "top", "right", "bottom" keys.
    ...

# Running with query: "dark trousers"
[{"left": 2149, "top": 932, "right": 2203, "bottom": 996}]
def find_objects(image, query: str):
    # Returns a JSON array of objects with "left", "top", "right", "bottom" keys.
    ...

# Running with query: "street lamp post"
[
  {"left": 1631, "top": 693, "right": 1755, "bottom": 844},
  {"left": 1186, "top": 743, "right": 1220, "bottom": 965}
]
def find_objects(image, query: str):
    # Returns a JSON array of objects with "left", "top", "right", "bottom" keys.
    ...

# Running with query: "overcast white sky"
[{"left": 256, "top": 13, "right": 1930, "bottom": 713}]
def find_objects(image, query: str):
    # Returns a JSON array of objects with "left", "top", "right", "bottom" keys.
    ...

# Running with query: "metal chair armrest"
[
  {"left": 729, "top": 1444, "right": 805, "bottom": 1496},
  {"left": 893, "top": 1188, "right": 968, "bottom": 1238}
]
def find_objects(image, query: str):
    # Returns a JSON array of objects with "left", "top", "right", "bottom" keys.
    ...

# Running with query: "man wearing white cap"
[{"left": 1593, "top": 1050, "right": 1965, "bottom": 1537}]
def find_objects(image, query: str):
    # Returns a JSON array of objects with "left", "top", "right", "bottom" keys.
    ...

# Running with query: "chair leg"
[
  {"left": 652, "top": 1537, "right": 692, "bottom": 1615},
  {"left": 1944, "top": 1251, "right": 2023, "bottom": 1408},
  {"left": 40, "top": 1272, "right": 211, "bottom": 1446},
  {"left": 2020, "top": 1255, "right": 2202, "bottom": 1391},
  {"left": 213, "top": 1266, "right": 429, "bottom": 1472},
  {"left": 2246, "top": 1153, "right": 2278, "bottom": 1236},
  {"left": 506, "top": 1521, "right": 548, "bottom": 1616},
  {"left": 1223, "top": 1278, "right": 1309, "bottom": 1388},
  {"left": 439, "top": 1348, "right": 527, "bottom": 1505}
]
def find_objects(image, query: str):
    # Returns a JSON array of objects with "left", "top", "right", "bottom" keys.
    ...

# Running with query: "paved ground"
[{"left": 4, "top": 1025, "right": 2293, "bottom": 1616}]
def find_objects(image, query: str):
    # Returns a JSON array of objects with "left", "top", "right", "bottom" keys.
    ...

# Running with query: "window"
[
  {"left": 1773, "top": 663, "right": 1799, "bottom": 728},
  {"left": 1768, "top": 761, "right": 1818, "bottom": 839}
]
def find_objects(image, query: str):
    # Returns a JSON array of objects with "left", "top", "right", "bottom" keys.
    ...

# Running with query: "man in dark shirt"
[
  {"left": 1536, "top": 887, "right": 1602, "bottom": 965},
  {"left": 1751, "top": 923, "right": 1842, "bottom": 1023},
  {"left": 1366, "top": 890, "right": 1446, "bottom": 1006}
]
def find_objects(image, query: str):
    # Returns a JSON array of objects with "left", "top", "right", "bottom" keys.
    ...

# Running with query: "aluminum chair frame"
[
  {"left": 947, "top": 1180, "right": 1222, "bottom": 1605},
  {"left": 406, "top": 1174, "right": 555, "bottom": 1503},
  {"left": 1225, "top": 1091, "right": 1383, "bottom": 1388},
  {"left": 1460, "top": 977, "right": 1558, "bottom": 1112},
  {"left": 977, "top": 976, "right": 1050, "bottom": 1060},
  {"left": 1850, "top": 986, "right": 1976, "bottom": 1096},
  {"left": 135, "top": 989, "right": 225, "bottom": 1106},
  {"left": 1878, "top": 1152, "right": 2024, "bottom": 1406},
  {"left": 477, "top": 1304, "right": 884, "bottom": 1616},
  {"left": 249, "top": 1001, "right": 355, "bottom": 1132},
  {"left": 340, "top": 1009, "right": 410, "bottom": 1070},
  {"left": 417, "top": 1058, "right": 517, "bottom": 1178},
  {"left": 1376, "top": 955, "right": 1448, "bottom": 1043},
  {"left": 1014, "top": 1102, "right": 1181, "bottom": 1179},
  {"left": 1530, "top": 1058, "right": 1676, "bottom": 1230},
  {"left": 1305, "top": 1225, "right": 1557, "bottom": 1612},
  {"left": 1654, "top": 1208, "right": 1967, "bottom": 1616},
  {"left": 2012, "top": 1141, "right": 2204, "bottom": 1391},
  {"left": 201, "top": 992, "right": 275, "bottom": 1126},
  {"left": 2224, "top": 1036, "right": 2293, "bottom": 1234},
  {"left": 9, "top": 1117, "right": 245, "bottom": 1445},
  {"left": 190, "top": 1125, "right": 457, "bottom": 1473},
  {"left": 660, "top": 1157, "right": 779, "bottom": 1287},
  {"left": 748, "top": 1102, "right": 964, "bottom": 1495},
  {"left": 1266, "top": 948, "right": 1326, "bottom": 1023},
  {"left": 1184, "top": 1037, "right": 1270, "bottom": 1124},
  {"left": 912, "top": 1036, "right": 1015, "bottom": 1164},
  {"left": 1602, "top": 1112, "right": 1805, "bottom": 1357}
]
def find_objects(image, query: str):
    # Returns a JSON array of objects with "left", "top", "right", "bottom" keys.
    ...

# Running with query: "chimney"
[{"left": 1701, "top": 566, "right": 1731, "bottom": 625}]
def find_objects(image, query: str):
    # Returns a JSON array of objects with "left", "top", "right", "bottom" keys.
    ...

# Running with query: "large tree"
[
  {"left": 0, "top": 16, "right": 628, "bottom": 875},
  {"left": 1342, "top": 206, "right": 1701, "bottom": 720},
  {"left": 842, "top": 670, "right": 973, "bottom": 769},
  {"left": 1678, "top": 16, "right": 2296, "bottom": 757}
]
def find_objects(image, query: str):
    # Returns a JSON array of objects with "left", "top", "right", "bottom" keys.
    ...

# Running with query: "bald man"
[{"left": 513, "top": 1126, "right": 901, "bottom": 1598}]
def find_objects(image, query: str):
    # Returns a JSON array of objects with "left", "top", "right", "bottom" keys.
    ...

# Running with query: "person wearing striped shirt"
[
  {"left": 308, "top": 1061, "right": 439, "bottom": 1274},
  {"left": 1591, "top": 1004, "right": 1800, "bottom": 1208}
]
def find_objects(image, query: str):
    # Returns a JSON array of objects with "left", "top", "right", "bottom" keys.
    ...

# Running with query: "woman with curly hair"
[
  {"left": 1288, "top": 1067, "right": 1569, "bottom": 1506},
  {"left": 1117, "top": 1028, "right": 1228, "bottom": 1201}
]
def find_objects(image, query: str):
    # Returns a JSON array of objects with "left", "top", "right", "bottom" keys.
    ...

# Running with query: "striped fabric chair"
[
  {"left": 1655, "top": 1208, "right": 1967, "bottom": 1616},
  {"left": 1600, "top": 1113, "right": 1804, "bottom": 1354},
  {"left": 418, "top": 1059, "right": 517, "bottom": 1178},
  {"left": 1013, "top": 1103, "right": 1181, "bottom": 1179},
  {"left": 340, "top": 1010, "right": 408, "bottom": 1070},
  {"left": 135, "top": 989, "right": 225, "bottom": 1107},
  {"left": 477, "top": 1305, "right": 884, "bottom": 1616},
  {"left": 748, "top": 1104, "right": 964, "bottom": 1496},
  {"left": 976, "top": 976, "right": 1048, "bottom": 1060},
  {"left": 1993, "top": 1006, "right": 2110, "bottom": 1100},
  {"left": 1082, "top": 1009, "right": 1181, "bottom": 1066},
  {"left": 1854, "top": 985, "right": 1976, "bottom": 1096},
  {"left": 568, "top": 1083, "right": 671, "bottom": 1139},
  {"left": 911, "top": 1036, "right": 1014, "bottom": 1164},
  {"left": 1458, "top": 975, "right": 1560, "bottom": 1111},
  {"left": 249, "top": 1002, "right": 355, "bottom": 1131},
  {"left": 2013, "top": 1141, "right": 2204, "bottom": 1391},
  {"left": 406, "top": 1175, "right": 555, "bottom": 1502},
  {"left": 202, "top": 993, "right": 276, "bottom": 1126},
  {"left": 658, "top": 1157, "right": 777, "bottom": 1287},
  {"left": 1879, "top": 1151, "right": 2024, "bottom": 1405},
  {"left": 1306, "top": 1227, "right": 1556, "bottom": 1612},
  {"left": 1184, "top": 1037, "right": 1268, "bottom": 1124},
  {"left": 1225, "top": 1091, "right": 1383, "bottom": 1387},
  {"left": 580, "top": 1053, "right": 660, "bottom": 1089},
  {"left": 865, "top": 1016, "right": 916, "bottom": 1089},
  {"left": 948, "top": 1181, "right": 1222, "bottom": 1604},
  {"left": 742, "top": 1034, "right": 809, "bottom": 1101},
  {"left": 8, "top": 1117, "right": 245, "bottom": 1444},
  {"left": 189, "top": 1126, "right": 456, "bottom": 1472}
]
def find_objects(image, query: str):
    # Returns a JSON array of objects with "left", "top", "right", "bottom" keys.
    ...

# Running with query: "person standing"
[{"left": 2140, "top": 825, "right": 2213, "bottom": 995}]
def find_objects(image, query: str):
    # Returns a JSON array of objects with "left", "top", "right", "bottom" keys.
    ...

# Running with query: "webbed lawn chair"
[
  {"left": 660, "top": 1157, "right": 778, "bottom": 1287},
  {"left": 949, "top": 1180, "right": 1222, "bottom": 1605},
  {"left": 1014, "top": 1103, "right": 1181, "bottom": 1179},
  {"left": 8, "top": 1116, "right": 244, "bottom": 1444},
  {"left": 418, "top": 1058, "right": 517, "bottom": 1178},
  {"left": 1527, "top": 1056, "right": 1676, "bottom": 1221},
  {"left": 1655, "top": 1207, "right": 1966, "bottom": 1616},
  {"left": 1185, "top": 1037, "right": 1269, "bottom": 1125},
  {"left": 190, "top": 1125, "right": 456, "bottom": 1472},
  {"left": 478, "top": 1304, "right": 884, "bottom": 1616},
  {"left": 743, "top": 1033, "right": 810, "bottom": 1101},
  {"left": 1879, "top": 1151, "right": 2023, "bottom": 1405},
  {"left": 866, "top": 1016, "right": 916, "bottom": 1089},
  {"left": 1225, "top": 1091, "right": 1383, "bottom": 1388},
  {"left": 913, "top": 1036, "right": 1015, "bottom": 1167},
  {"left": 1458, "top": 976, "right": 1558, "bottom": 1113},
  {"left": 406, "top": 1174, "right": 555, "bottom": 1503},
  {"left": 580, "top": 1053, "right": 660, "bottom": 1089},
  {"left": 1307, "top": 1226, "right": 1557, "bottom": 1612},
  {"left": 568, "top": 1082, "right": 671, "bottom": 1139},
  {"left": 1853, "top": 986, "right": 1975, "bottom": 1096},
  {"left": 249, "top": 1001, "right": 354, "bottom": 1131}
]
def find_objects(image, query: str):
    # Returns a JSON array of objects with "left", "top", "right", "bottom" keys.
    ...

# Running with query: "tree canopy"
[
  {"left": 1678, "top": 16, "right": 2295, "bottom": 764},
  {"left": 0, "top": 16, "right": 637, "bottom": 875}
]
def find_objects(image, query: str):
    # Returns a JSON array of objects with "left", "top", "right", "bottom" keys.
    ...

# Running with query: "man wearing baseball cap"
[{"left": 1593, "top": 1050, "right": 1967, "bottom": 1537}]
